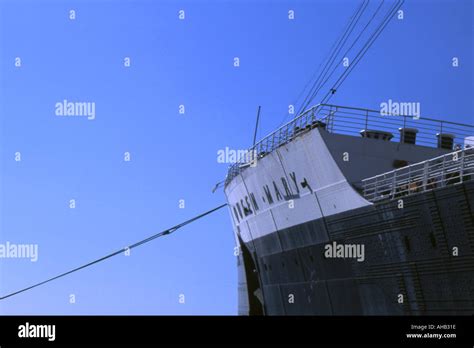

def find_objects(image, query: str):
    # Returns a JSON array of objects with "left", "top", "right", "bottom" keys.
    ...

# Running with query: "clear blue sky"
[{"left": 0, "top": 0, "right": 472, "bottom": 314}]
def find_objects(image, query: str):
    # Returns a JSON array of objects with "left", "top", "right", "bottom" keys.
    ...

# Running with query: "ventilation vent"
[
  {"left": 436, "top": 133, "right": 455, "bottom": 150},
  {"left": 360, "top": 129, "right": 393, "bottom": 141},
  {"left": 399, "top": 127, "right": 418, "bottom": 144}
]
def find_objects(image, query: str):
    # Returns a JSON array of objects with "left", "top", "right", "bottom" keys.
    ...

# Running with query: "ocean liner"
[{"left": 224, "top": 104, "right": 474, "bottom": 315}]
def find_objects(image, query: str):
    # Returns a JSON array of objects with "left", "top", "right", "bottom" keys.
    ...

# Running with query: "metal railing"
[
  {"left": 225, "top": 104, "right": 322, "bottom": 185},
  {"left": 225, "top": 104, "right": 474, "bottom": 186},
  {"left": 362, "top": 148, "right": 474, "bottom": 202},
  {"left": 317, "top": 104, "right": 474, "bottom": 148}
]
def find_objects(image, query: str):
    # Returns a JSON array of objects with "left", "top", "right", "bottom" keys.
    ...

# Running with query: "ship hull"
[{"left": 239, "top": 181, "right": 474, "bottom": 315}]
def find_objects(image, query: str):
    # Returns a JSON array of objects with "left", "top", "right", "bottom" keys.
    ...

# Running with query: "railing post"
[
  {"left": 329, "top": 107, "right": 335, "bottom": 133},
  {"left": 328, "top": 105, "right": 333, "bottom": 132},
  {"left": 460, "top": 149, "right": 465, "bottom": 183},
  {"left": 391, "top": 171, "right": 397, "bottom": 198},
  {"left": 374, "top": 175, "right": 379, "bottom": 199},
  {"left": 441, "top": 154, "right": 446, "bottom": 187},
  {"left": 422, "top": 161, "right": 429, "bottom": 192},
  {"left": 408, "top": 164, "right": 412, "bottom": 192},
  {"left": 439, "top": 121, "right": 444, "bottom": 147},
  {"left": 365, "top": 109, "right": 368, "bottom": 131}
]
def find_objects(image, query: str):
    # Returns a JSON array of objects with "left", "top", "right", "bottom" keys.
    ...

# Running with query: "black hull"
[{"left": 238, "top": 181, "right": 474, "bottom": 315}]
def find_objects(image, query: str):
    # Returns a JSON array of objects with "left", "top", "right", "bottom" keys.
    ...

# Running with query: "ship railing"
[
  {"left": 361, "top": 147, "right": 474, "bottom": 202},
  {"left": 226, "top": 104, "right": 323, "bottom": 185},
  {"left": 225, "top": 103, "right": 474, "bottom": 186},
  {"left": 317, "top": 104, "right": 474, "bottom": 148}
]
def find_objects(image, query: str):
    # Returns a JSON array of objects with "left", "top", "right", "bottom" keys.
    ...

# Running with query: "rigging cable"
[
  {"left": 306, "top": 0, "right": 386, "bottom": 106},
  {"left": 276, "top": 0, "right": 368, "bottom": 129},
  {"left": 0, "top": 203, "right": 227, "bottom": 300},
  {"left": 297, "top": 0, "right": 370, "bottom": 115},
  {"left": 320, "top": 0, "right": 404, "bottom": 104}
]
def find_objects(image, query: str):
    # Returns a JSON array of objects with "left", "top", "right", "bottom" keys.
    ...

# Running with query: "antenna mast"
[{"left": 252, "top": 106, "right": 261, "bottom": 147}]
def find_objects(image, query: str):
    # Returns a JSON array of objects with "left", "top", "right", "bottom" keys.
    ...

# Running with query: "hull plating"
[{"left": 238, "top": 182, "right": 474, "bottom": 315}]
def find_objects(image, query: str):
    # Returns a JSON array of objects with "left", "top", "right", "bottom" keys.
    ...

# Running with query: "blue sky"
[{"left": 0, "top": 0, "right": 472, "bottom": 314}]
